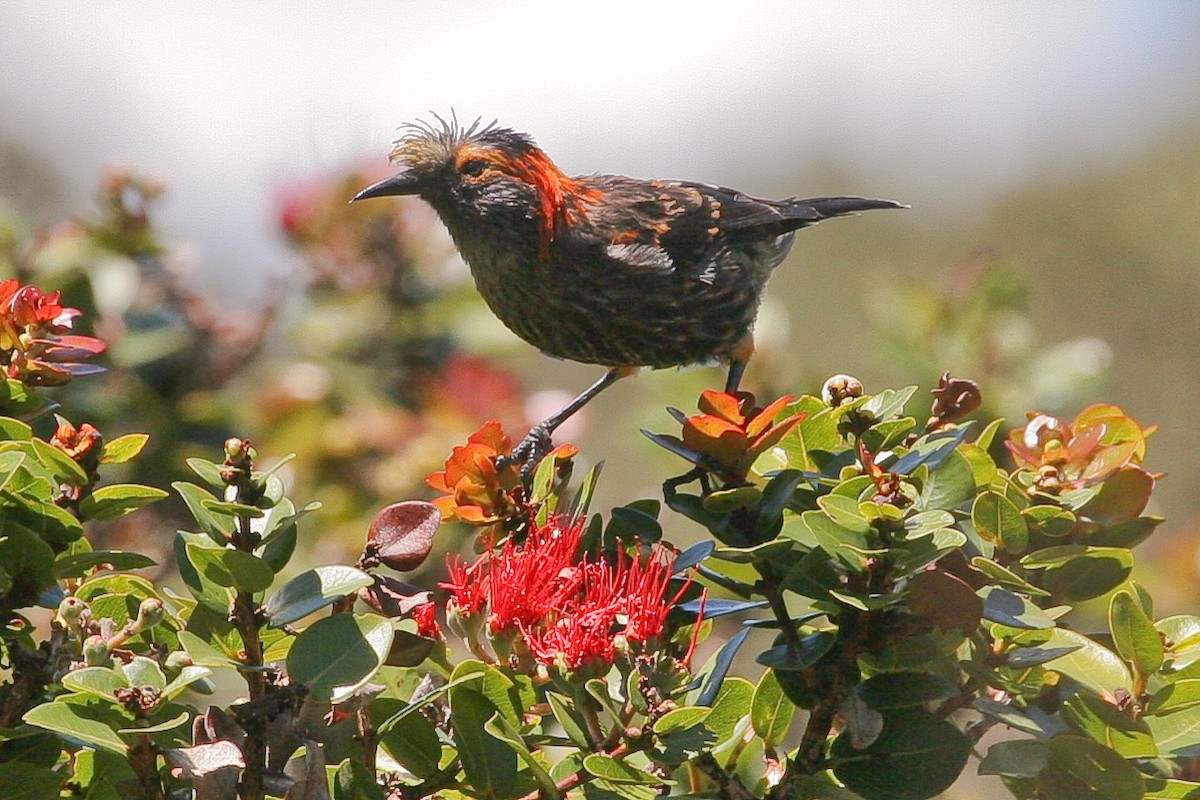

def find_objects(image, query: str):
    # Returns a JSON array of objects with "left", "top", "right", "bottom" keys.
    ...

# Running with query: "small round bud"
[
  {"left": 164, "top": 651, "right": 194, "bottom": 674},
  {"left": 1034, "top": 464, "right": 1063, "bottom": 495},
  {"left": 57, "top": 596, "right": 86, "bottom": 625},
  {"left": 224, "top": 437, "right": 246, "bottom": 460},
  {"left": 135, "top": 598, "right": 165, "bottom": 630},
  {"left": 83, "top": 635, "right": 110, "bottom": 665},
  {"left": 822, "top": 374, "right": 864, "bottom": 407}
]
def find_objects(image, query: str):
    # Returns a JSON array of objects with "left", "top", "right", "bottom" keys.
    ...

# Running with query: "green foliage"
[{"left": 0, "top": 272, "right": 1190, "bottom": 800}]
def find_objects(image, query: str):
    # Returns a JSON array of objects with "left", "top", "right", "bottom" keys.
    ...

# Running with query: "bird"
[{"left": 353, "top": 117, "right": 904, "bottom": 469}]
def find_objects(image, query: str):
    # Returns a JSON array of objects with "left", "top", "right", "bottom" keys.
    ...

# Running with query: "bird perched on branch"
[{"left": 354, "top": 117, "right": 904, "bottom": 469}]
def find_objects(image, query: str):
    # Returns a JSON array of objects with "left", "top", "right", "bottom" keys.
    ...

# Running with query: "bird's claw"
[{"left": 497, "top": 425, "right": 554, "bottom": 479}]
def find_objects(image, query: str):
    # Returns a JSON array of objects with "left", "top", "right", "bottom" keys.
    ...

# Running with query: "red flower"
[
  {"left": 440, "top": 516, "right": 699, "bottom": 674},
  {"left": 412, "top": 601, "right": 441, "bottom": 640},
  {"left": 0, "top": 279, "right": 106, "bottom": 387},
  {"left": 426, "top": 421, "right": 577, "bottom": 529},
  {"left": 441, "top": 554, "right": 489, "bottom": 616},
  {"left": 484, "top": 518, "right": 586, "bottom": 636}
]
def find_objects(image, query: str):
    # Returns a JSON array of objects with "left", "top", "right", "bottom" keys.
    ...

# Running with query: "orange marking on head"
[{"left": 503, "top": 149, "right": 600, "bottom": 259}]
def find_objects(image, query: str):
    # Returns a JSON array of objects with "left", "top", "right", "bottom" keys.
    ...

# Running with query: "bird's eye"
[{"left": 460, "top": 158, "right": 489, "bottom": 178}]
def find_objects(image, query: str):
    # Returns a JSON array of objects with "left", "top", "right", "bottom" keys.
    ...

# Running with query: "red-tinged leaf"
[
  {"left": 366, "top": 500, "right": 441, "bottom": 571},
  {"left": 1062, "top": 423, "right": 1105, "bottom": 464},
  {"left": 431, "top": 495, "right": 455, "bottom": 519},
  {"left": 698, "top": 390, "right": 746, "bottom": 425},
  {"left": 1080, "top": 440, "right": 1139, "bottom": 483},
  {"left": 548, "top": 443, "right": 578, "bottom": 460},
  {"left": 746, "top": 395, "right": 796, "bottom": 438},
  {"left": 455, "top": 504, "right": 495, "bottom": 524},
  {"left": 468, "top": 420, "right": 510, "bottom": 453},
  {"left": 425, "top": 471, "right": 452, "bottom": 492},
  {"left": 683, "top": 416, "right": 749, "bottom": 467},
  {"left": 748, "top": 413, "right": 807, "bottom": 457}
]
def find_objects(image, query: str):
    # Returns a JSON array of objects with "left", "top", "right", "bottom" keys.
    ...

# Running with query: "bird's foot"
[{"left": 497, "top": 424, "right": 554, "bottom": 479}]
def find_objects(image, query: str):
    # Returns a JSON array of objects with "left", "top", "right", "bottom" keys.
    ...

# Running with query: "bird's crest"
[{"left": 391, "top": 114, "right": 596, "bottom": 258}]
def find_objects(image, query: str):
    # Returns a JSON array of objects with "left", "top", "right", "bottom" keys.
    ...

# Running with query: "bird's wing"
[
  {"left": 575, "top": 175, "right": 727, "bottom": 278},
  {"left": 574, "top": 176, "right": 903, "bottom": 276}
]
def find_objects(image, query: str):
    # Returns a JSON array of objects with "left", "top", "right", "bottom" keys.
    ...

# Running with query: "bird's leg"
[
  {"left": 505, "top": 367, "right": 636, "bottom": 476},
  {"left": 724, "top": 333, "right": 756, "bottom": 393}
]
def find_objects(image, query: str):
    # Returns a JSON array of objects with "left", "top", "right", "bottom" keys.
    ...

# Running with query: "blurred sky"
[{"left": 2, "top": 1, "right": 1198, "bottom": 295}]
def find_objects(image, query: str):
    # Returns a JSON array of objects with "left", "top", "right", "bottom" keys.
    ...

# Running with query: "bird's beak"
[{"left": 351, "top": 169, "right": 423, "bottom": 202}]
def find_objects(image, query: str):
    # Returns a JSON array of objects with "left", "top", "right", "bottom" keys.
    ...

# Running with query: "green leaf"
[
  {"left": 1110, "top": 590, "right": 1164, "bottom": 676},
  {"left": 53, "top": 550, "right": 156, "bottom": 579},
  {"left": 122, "top": 656, "right": 167, "bottom": 691},
  {"left": 831, "top": 711, "right": 970, "bottom": 800},
  {"left": 1038, "top": 735, "right": 1144, "bottom": 800},
  {"left": 972, "top": 490, "right": 1028, "bottom": 553},
  {"left": 757, "top": 631, "right": 835, "bottom": 671},
  {"left": 0, "top": 417, "right": 33, "bottom": 440},
  {"left": 1143, "top": 778, "right": 1200, "bottom": 799},
  {"left": 0, "top": 762, "right": 65, "bottom": 800},
  {"left": 174, "top": 532, "right": 235, "bottom": 614},
  {"left": 485, "top": 711, "right": 562, "bottom": 800},
  {"left": 797, "top": 510, "right": 871, "bottom": 567},
  {"left": 1062, "top": 694, "right": 1157, "bottom": 758},
  {"left": 449, "top": 684, "right": 519, "bottom": 799},
  {"left": 263, "top": 565, "right": 373, "bottom": 626},
  {"left": 99, "top": 434, "right": 150, "bottom": 465},
  {"left": 375, "top": 672, "right": 485, "bottom": 738},
  {"left": 78, "top": 484, "right": 168, "bottom": 521},
  {"left": 857, "top": 672, "right": 957, "bottom": 710},
  {"left": 1035, "top": 628, "right": 1134, "bottom": 696},
  {"left": 185, "top": 457, "right": 226, "bottom": 488},
  {"left": 751, "top": 670, "right": 795, "bottom": 749},
  {"left": 1149, "top": 680, "right": 1200, "bottom": 716},
  {"left": 979, "top": 586, "right": 1056, "bottom": 629},
  {"left": 61, "top": 667, "right": 126, "bottom": 701},
  {"left": 117, "top": 710, "right": 190, "bottom": 735},
  {"left": 1021, "top": 545, "right": 1135, "bottom": 601},
  {"left": 918, "top": 448, "right": 976, "bottom": 511},
  {"left": 548, "top": 692, "right": 591, "bottom": 749},
  {"left": 816, "top": 494, "right": 872, "bottom": 535},
  {"left": 162, "top": 666, "right": 214, "bottom": 701},
  {"left": 172, "top": 481, "right": 232, "bottom": 543},
  {"left": 185, "top": 544, "right": 274, "bottom": 593},
  {"left": 287, "top": 613, "right": 393, "bottom": 702},
  {"left": 23, "top": 697, "right": 129, "bottom": 755},
  {"left": 979, "top": 738, "right": 1049, "bottom": 778},
  {"left": 971, "top": 557, "right": 1051, "bottom": 597},
  {"left": 582, "top": 754, "right": 662, "bottom": 785},
  {"left": 653, "top": 706, "right": 712, "bottom": 735},
  {"left": 374, "top": 698, "right": 442, "bottom": 779},
  {"left": 201, "top": 499, "right": 264, "bottom": 518},
  {"left": 1146, "top": 704, "right": 1200, "bottom": 757},
  {"left": 704, "top": 677, "right": 754, "bottom": 747},
  {"left": 333, "top": 759, "right": 385, "bottom": 800}
]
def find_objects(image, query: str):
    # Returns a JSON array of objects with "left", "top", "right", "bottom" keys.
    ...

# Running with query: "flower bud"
[
  {"left": 134, "top": 598, "right": 165, "bottom": 631},
  {"left": 83, "top": 635, "right": 110, "bottom": 665},
  {"left": 164, "top": 651, "right": 194, "bottom": 675},
  {"left": 822, "top": 374, "right": 864, "bottom": 407},
  {"left": 57, "top": 596, "right": 87, "bottom": 626}
]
